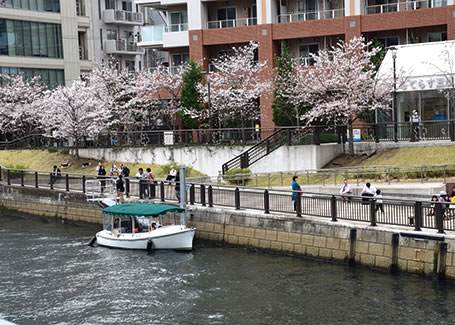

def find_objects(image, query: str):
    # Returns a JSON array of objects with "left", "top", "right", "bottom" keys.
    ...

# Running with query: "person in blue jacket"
[{"left": 291, "top": 176, "right": 302, "bottom": 211}]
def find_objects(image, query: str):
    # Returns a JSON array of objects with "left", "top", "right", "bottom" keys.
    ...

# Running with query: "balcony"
[
  {"left": 276, "top": 9, "right": 344, "bottom": 23},
  {"left": 105, "top": 40, "right": 145, "bottom": 55},
  {"left": 365, "top": 0, "right": 447, "bottom": 14},
  {"left": 79, "top": 47, "right": 89, "bottom": 60},
  {"left": 76, "top": 0, "right": 86, "bottom": 16},
  {"left": 103, "top": 9, "right": 144, "bottom": 25},
  {"left": 138, "top": 24, "right": 189, "bottom": 48},
  {"left": 207, "top": 17, "right": 257, "bottom": 29}
]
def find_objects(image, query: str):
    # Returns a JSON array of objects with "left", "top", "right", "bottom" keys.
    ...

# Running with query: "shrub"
[{"left": 222, "top": 168, "right": 251, "bottom": 185}]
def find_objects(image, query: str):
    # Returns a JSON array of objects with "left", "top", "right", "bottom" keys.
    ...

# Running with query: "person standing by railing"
[
  {"left": 361, "top": 182, "right": 376, "bottom": 205},
  {"left": 136, "top": 168, "right": 148, "bottom": 199},
  {"left": 410, "top": 110, "right": 420, "bottom": 142},
  {"left": 116, "top": 175, "right": 125, "bottom": 203},
  {"left": 291, "top": 176, "right": 302, "bottom": 211},
  {"left": 50, "top": 165, "right": 61, "bottom": 185},
  {"left": 97, "top": 164, "right": 107, "bottom": 193}
]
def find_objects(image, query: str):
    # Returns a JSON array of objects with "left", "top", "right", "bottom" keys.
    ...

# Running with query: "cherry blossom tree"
[
  {"left": 0, "top": 74, "right": 46, "bottom": 138},
  {"left": 140, "top": 66, "right": 184, "bottom": 129},
  {"left": 88, "top": 61, "right": 161, "bottom": 131},
  {"left": 194, "top": 42, "right": 271, "bottom": 128},
  {"left": 292, "top": 36, "right": 393, "bottom": 154},
  {"left": 41, "top": 80, "right": 110, "bottom": 159}
]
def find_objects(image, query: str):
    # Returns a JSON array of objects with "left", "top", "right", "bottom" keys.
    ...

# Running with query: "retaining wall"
[{"left": 1, "top": 185, "right": 454, "bottom": 280}]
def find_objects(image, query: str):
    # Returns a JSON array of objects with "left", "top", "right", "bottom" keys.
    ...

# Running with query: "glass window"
[
  {"left": 377, "top": 36, "right": 399, "bottom": 48},
  {"left": 422, "top": 90, "right": 447, "bottom": 120},
  {"left": 171, "top": 53, "right": 189, "bottom": 66},
  {"left": 3, "top": 0, "right": 60, "bottom": 12},
  {"left": 298, "top": 43, "right": 319, "bottom": 65},
  {"left": 105, "top": 0, "right": 115, "bottom": 10},
  {"left": 0, "top": 19, "right": 62, "bottom": 58},
  {"left": 0, "top": 67, "right": 64, "bottom": 88},
  {"left": 107, "top": 29, "right": 117, "bottom": 40},
  {"left": 122, "top": 1, "right": 132, "bottom": 11},
  {"left": 217, "top": 8, "right": 236, "bottom": 28},
  {"left": 428, "top": 32, "right": 447, "bottom": 43},
  {"left": 169, "top": 12, "right": 188, "bottom": 32}
]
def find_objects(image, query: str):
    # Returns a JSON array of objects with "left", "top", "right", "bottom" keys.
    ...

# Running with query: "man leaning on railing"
[{"left": 339, "top": 178, "right": 353, "bottom": 202}]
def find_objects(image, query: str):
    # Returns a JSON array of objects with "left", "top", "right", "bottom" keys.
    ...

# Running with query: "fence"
[
  {"left": 0, "top": 165, "right": 453, "bottom": 234},
  {"left": 1, "top": 120, "right": 455, "bottom": 150},
  {"left": 219, "top": 163, "right": 455, "bottom": 187}
]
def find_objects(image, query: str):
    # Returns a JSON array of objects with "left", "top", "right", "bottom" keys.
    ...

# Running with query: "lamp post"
[{"left": 390, "top": 46, "right": 398, "bottom": 142}]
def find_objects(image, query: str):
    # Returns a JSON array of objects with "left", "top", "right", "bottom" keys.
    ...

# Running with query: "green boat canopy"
[{"left": 103, "top": 203, "right": 185, "bottom": 218}]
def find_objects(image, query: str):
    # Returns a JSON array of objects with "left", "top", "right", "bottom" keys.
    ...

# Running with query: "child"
[
  {"left": 374, "top": 189, "right": 384, "bottom": 213},
  {"left": 428, "top": 195, "right": 438, "bottom": 217}
]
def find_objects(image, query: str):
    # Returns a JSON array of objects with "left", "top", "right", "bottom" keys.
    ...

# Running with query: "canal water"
[{"left": 1, "top": 214, "right": 455, "bottom": 325}]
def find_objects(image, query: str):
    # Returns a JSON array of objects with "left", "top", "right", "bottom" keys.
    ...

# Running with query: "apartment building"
[
  {"left": 136, "top": 0, "right": 455, "bottom": 127},
  {"left": 0, "top": 0, "right": 93, "bottom": 87},
  {"left": 91, "top": 0, "right": 145, "bottom": 71}
]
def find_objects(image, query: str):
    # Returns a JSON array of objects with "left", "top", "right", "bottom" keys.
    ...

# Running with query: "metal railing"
[
  {"left": 276, "top": 9, "right": 345, "bottom": 23},
  {"left": 166, "top": 23, "right": 188, "bottom": 32},
  {"left": 1, "top": 120, "right": 454, "bottom": 150},
  {"left": 219, "top": 163, "right": 455, "bottom": 187},
  {"left": 365, "top": 0, "right": 445, "bottom": 14},
  {"left": 207, "top": 17, "right": 257, "bottom": 29},
  {"left": 113, "top": 10, "right": 143, "bottom": 23},
  {"left": 0, "top": 165, "right": 453, "bottom": 234}
]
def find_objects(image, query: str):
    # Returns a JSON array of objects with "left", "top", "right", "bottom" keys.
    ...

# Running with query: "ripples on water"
[{"left": 1, "top": 214, "right": 455, "bottom": 325}]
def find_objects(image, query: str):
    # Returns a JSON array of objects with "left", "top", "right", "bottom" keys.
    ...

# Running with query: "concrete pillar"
[
  {"left": 189, "top": 30, "right": 209, "bottom": 70},
  {"left": 344, "top": 16, "right": 362, "bottom": 41},
  {"left": 447, "top": 6, "right": 455, "bottom": 41}
]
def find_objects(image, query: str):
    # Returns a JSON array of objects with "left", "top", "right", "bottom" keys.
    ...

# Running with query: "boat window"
[{"left": 121, "top": 219, "right": 132, "bottom": 233}]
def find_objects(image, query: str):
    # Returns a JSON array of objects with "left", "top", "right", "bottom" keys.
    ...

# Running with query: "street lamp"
[{"left": 389, "top": 46, "right": 398, "bottom": 142}]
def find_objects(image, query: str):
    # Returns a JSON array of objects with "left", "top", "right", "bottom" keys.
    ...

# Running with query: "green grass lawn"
[{"left": 0, "top": 149, "right": 205, "bottom": 178}]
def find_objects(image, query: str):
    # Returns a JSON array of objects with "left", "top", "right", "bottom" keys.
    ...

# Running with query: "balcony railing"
[
  {"left": 105, "top": 40, "right": 144, "bottom": 54},
  {"left": 276, "top": 9, "right": 344, "bottom": 23},
  {"left": 148, "top": 66, "right": 185, "bottom": 74},
  {"left": 207, "top": 17, "right": 257, "bottom": 29},
  {"left": 76, "top": 0, "right": 85, "bottom": 16},
  {"left": 365, "top": 0, "right": 446, "bottom": 14},
  {"left": 165, "top": 23, "right": 188, "bottom": 32},
  {"left": 141, "top": 25, "right": 164, "bottom": 43},
  {"left": 104, "top": 9, "right": 144, "bottom": 25},
  {"left": 79, "top": 47, "right": 88, "bottom": 60}
]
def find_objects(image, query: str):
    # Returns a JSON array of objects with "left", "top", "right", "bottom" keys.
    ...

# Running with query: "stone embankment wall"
[
  {"left": 72, "top": 144, "right": 342, "bottom": 176},
  {"left": 1, "top": 184, "right": 454, "bottom": 280}
]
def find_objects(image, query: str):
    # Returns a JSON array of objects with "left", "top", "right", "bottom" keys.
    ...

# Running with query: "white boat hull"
[{"left": 96, "top": 225, "right": 195, "bottom": 250}]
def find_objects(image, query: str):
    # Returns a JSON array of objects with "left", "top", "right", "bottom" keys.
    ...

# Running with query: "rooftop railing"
[
  {"left": 207, "top": 17, "right": 257, "bottom": 29},
  {"left": 365, "top": 0, "right": 447, "bottom": 14},
  {"left": 276, "top": 9, "right": 345, "bottom": 23}
]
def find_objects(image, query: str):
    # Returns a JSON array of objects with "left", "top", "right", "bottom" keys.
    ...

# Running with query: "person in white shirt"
[
  {"left": 374, "top": 189, "right": 384, "bottom": 213},
  {"left": 135, "top": 168, "right": 147, "bottom": 179},
  {"left": 361, "top": 182, "right": 376, "bottom": 204},
  {"left": 339, "top": 179, "right": 353, "bottom": 202},
  {"left": 136, "top": 168, "right": 148, "bottom": 199},
  {"left": 167, "top": 165, "right": 177, "bottom": 181},
  {"left": 409, "top": 110, "right": 420, "bottom": 141}
]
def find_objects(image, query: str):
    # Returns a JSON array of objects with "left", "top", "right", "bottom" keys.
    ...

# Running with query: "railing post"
[
  {"left": 235, "top": 187, "right": 240, "bottom": 210},
  {"left": 65, "top": 174, "right": 69, "bottom": 192},
  {"left": 201, "top": 184, "right": 206, "bottom": 206},
  {"left": 208, "top": 185, "right": 213, "bottom": 207},
  {"left": 369, "top": 200, "right": 377, "bottom": 226},
  {"left": 296, "top": 194, "right": 302, "bottom": 217},
  {"left": 414, "top": 201, "right": 422, "bottom": 231},
  {"left": 264, "top": 189, "right": 270, "bottom": 214},
  {"left": 331, "top": 195, "right": 337, "bottom": 222},
  {"left": 125, "top": 178, "right": 130, "bottom": 198},
  {"left": 35, "top": 172, "right": 38, "bottom": 188},
  {"left": 150, "top": 183, "right": 156, "bottom": 198},
  {"left": 49, "top": 172, "right": 53, "bottom": 190},
  {"left": 450, "top": 120, "right": 455, "bottom": 141},
  {"left": 189, "top": 184, "right": 195, "bottom": 205},
  {"left": 7, "top": 169, "right": 11, "bottom": 185},
  {"left": 20, "top": 171, "right": 24, "bottom": 187},
  {"left": 375, "top": 123, "right": 380, "bottom": 143},
  {"left": 0, "top": 167, "right": 2, "bottom": 182},
  {"left": 435, "top": 203, "right": 444, "bottom": 234},
  {"left": 160, "top": 181, "right": 165, "bottom": 202},
  {"left": 312, "top": 127, "right": 320, "bottom": 145},
  {"left": 287, "top": 129, "right": 292, "bottom": 146},
  {"left": 82, "top": 175, "right": 86, "bottom": 193}
]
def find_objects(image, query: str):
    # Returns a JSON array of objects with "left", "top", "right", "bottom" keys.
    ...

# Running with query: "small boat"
[{"left": 94, "top": 203, "right": 195, "bottom": 251}]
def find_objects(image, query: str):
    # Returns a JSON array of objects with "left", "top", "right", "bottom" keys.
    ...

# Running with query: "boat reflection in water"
[{"left": 94, "top": 203, "right": 195, "bottom": 250}]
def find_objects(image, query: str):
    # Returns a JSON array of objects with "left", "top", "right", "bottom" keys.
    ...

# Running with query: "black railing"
[
  {"left": 1, "top": 120, "right": 455, "bottom": 150},
  {"left": 0, "top": 165, "right": 453, "bottom": 234},
  {"left": 222, "top": 127, "right": 312, "bottom": 174}
]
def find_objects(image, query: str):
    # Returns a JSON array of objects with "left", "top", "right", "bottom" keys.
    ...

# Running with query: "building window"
[
  {"left": 298, "top": 43, "right": 319, "bottom": 65},
  {"left": 376, "top": 36, "right": 399, "bottom": 48},
  {"left": 125, "top": 60, "right": 135, "bottom": 72},
  {"left": 4, "top": 0, "right": 60, "bottom": 12},
  {"left": 428, "top": 32, "right": 447, "bottom": 43},
  {"left": 105, "top": 0, "right": 115, "bottom": 10},
  {"left": 122, "top": 1, "right": 132, "bottom": 11},
  {"left": 100, "top": 29, "right": 103, "bottom": 50},
  {"left": 216, "top": 8, "right": 236, "bottom": 27},
  {"left": 297, "top": 0, "right": 318, "bottom": 20},
  {"left": 171, "top": 53, "right": 189, "bottom": 66},
  {"left": 0, "top": 19, "right": 63, "bottom": 58},
  {"left": 169, "top": 12, "right": 188, "bottom": 32},
  {"left": 106, "top": 29, "right": 117, "bottom": 40},
  {"left": 0, "top": 66, "right": 64, "bottom": 88}
]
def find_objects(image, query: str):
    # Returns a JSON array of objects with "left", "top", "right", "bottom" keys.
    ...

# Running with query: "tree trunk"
[{"left": 75, "top": 137, "right": 80, "bottom": 160}]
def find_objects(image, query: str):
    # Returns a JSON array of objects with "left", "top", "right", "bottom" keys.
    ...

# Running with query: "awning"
[
  {"left": 377, "top": 40, "right": 455, "bottom": 92},
  {"left": 103, "top": 203, "right": 184, "bottom": 217}
]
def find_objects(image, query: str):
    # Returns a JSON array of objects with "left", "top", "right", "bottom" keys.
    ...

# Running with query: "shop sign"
[{"left": 400, "top": 76, "right": 454, "bottom": 91}]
